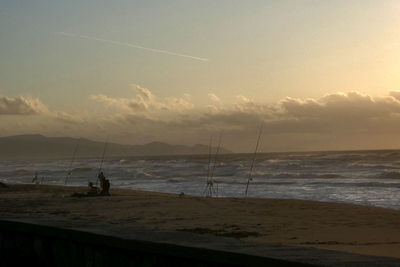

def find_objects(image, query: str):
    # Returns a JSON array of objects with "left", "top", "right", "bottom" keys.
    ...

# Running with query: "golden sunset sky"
[{"left": 1, "top": 0, "right": 400, "bottom": 152}]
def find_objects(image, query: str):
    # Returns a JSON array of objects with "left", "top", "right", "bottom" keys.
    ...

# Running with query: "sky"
[{"left": 1, "top": 0, "right": 400, "bottom": 152}]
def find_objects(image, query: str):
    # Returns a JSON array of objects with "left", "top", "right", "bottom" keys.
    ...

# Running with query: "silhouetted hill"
[{"left": 0, "top": 134, "right": 231, "bottom": 159}]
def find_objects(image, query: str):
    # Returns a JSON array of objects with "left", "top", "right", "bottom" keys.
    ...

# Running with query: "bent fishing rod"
[
  {"left": 245, "top": 122, "right": 263, "bottom": 197},
  {"left": 64, "top": 138, "right": 81, "bottom": 185},
  {"left": 95, "top": 135, "right": 109, "bottom": 186}
]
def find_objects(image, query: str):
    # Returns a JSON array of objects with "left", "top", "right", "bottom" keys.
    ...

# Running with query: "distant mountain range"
[{"left": 0, "top": 134, "right": 232, "bottom": 159}]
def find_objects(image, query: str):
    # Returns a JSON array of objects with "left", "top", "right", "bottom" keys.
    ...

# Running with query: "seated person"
[
  {"left": 100, "top": 179, "right": 110, "bottom": 195},
  {"left": 98, "top": 172, "right": 110, "bottom": 195}
]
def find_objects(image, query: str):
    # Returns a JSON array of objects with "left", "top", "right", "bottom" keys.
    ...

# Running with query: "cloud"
[
  {"left": 86, "top": 89, "right": 400, "bottom": 151},
  {"left": 0, "top": 95, "right": 48, "bottom": 115},
  {"left": 53, "top": 111, "right": 85, "bottom": 124},
  {"left": 90, "top": 94, "right": 124, "bottom": 108},
  {"left": 145, "top": 90, "right": 400, "bottom": 151},
  {"left": 279, "top": 92, "right": 400, "bottom": 120},
  {"left": 389, "top": 91, "right": 400, "bottom": 101},
  {"left": 6, "top": 89, "right": 400, "bottom": 152},
  {"left": 236, "top": 95, "right": 251, "bottom": 103},
  {"left": 90, "top": 84, "right": 194, "bottom": 114},
  {"left": 208, "top": 93, "right": 221, "bottom": 103}
]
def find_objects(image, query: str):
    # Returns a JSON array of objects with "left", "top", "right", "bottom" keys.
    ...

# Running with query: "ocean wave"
[
  {"left": 133, "top": 171, "right": 157, "bottom": 179},
  {"left": 217, "top": 179, "right": 298, "bottom": 186},
  {"left": 71, "top": 167, "right": 92, "bottom": 173},
  {"left": 167, "top": 177, "right": 187, "bottom": 183},
  {"left": 322, "top": 181, "right": 400, "bottom": 189},
  {"left": 0, "top": 169, "right": 34, "bottom": 176},
  {"left": 382, "top": 151, "right": 400, "bottom": 160},
  {"left": 316, "top": 173, "right": 343, "bottom": 179},
  {"left": 379, "top": 171, "right": 400, "bottom": 179},
  {"left": 349, "top": 161, "right": 400, "bottom": 169},
  {"left": 249, "top": 172, "right": 344, "bottom": 179},
  {"left": 12, "top": 169, "right": 32, "bottom": 175},
  {"left": 3, "top": 152, "right": 400, "bottom": 210}
]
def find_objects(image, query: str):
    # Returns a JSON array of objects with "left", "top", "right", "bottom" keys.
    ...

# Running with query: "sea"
[{"left": 1, "top": 150, "right": 400, "bottom": 210}]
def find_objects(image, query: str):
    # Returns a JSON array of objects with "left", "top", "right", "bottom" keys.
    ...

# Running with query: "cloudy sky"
[{"left": 1, "top": 0, "right": 400, "bottom": 152}]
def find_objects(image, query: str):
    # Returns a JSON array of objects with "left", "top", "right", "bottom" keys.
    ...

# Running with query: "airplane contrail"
[{"left": 56, "top": 32, "right": 209, "bottom": 62}]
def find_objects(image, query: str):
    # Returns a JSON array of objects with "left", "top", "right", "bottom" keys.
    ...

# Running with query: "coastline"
[{"left": 1, "top": 183, "right": 400, "bottom": 259}]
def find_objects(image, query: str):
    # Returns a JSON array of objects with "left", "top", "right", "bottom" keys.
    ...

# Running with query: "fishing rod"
[
  {"left": 203, "top": 135, "right": 213, "bottom": 196},
  {"left": 245, "top": 122, "right": 264, "bottom": 197},
  {"left": 210, "top": 132, "right": 222, "bottom": 181},
  {"left": 208, "top": 131, "right": 223, "bottom": 197},
  {"left": 203, "top": 135, "right": 215, "bottom": 196},
  {"left": 95, "top": 135, "right": 109, "bottom": 186},
  {"left": 64, "top": 138, "right": 81, "bottom": 185},
  {"left": 207, "top": 135, "right": 213, "bottom": 181}
]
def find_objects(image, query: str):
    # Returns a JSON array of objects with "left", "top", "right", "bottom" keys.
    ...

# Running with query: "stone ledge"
[{"left": 0, "top": 215, "right": 399, "bottom": 266}]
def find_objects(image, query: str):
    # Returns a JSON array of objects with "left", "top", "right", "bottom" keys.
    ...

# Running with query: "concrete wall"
[{"left": 0, "top": 220, "right": 312, "bottom": 267}]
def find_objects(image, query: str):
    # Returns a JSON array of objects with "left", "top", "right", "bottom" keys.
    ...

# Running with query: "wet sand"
[{"left": 1, "top": 184, "right": 400, "bottom": 259}]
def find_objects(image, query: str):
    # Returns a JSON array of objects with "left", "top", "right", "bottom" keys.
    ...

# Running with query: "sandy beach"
[{"left": 1, "top": 184, "right": 400, "bottom": 259}]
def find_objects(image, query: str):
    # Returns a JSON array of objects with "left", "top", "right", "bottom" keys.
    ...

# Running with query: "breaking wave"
[{"left": 2, "top": 149, "right": 400, "bottom": 209}]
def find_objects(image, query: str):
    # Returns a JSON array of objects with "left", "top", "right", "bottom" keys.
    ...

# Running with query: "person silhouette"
[{"left": 97, "top": 172, "right": 110, "bottom": 195}]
